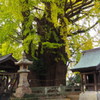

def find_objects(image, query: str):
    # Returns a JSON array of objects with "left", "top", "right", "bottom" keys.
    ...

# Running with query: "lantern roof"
[{"left": 15, "top": 52, "right": 33, "bottom": 65}]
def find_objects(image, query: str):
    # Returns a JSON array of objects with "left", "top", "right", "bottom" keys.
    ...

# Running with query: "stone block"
[{"left": 79, "top": 91, "right": 97, "bottom": 100}]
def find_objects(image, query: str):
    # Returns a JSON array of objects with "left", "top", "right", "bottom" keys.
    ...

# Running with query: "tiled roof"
[
  {"left": 71, "top": 47, "right": 100, "bottom": 71},
  {"left": 0, "top": 54, "right": 18, "bottom": 71},
  {"left": 0, "top": 54, "right": 17, "bottom": 63}
]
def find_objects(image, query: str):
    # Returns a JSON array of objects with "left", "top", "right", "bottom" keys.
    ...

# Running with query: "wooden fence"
[{"left": 31, "top": 85, "right": 81, "bottom": 96}]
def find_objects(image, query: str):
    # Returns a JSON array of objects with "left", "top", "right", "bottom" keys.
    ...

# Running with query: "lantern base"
[{"left": 14, "top": 86, "right": 32, "bottom": 98}]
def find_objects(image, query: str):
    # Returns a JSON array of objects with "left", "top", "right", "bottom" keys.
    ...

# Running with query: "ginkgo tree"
[{"left": 0, "top": 0, "right": 100, "bottom": 86}]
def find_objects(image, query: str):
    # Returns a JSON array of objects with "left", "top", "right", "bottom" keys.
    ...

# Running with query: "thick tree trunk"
[
  {"left": 43, "top": 47, "right": 67, "bottom": 86},
  {"left": 27, "top": 45, "right": 68, "bottom": 86},
  {"left": 28, "top": 55, "right": 67, "bottom": 86},
  {"left": 46, "top": 60, "right": 67, "bottom": 86},
  {"left": 27, "top": 15, "right": 68, "bottom": 86}
]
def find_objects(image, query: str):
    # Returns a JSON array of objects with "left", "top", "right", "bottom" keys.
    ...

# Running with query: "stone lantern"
[{"left": 14, "top": 52, "right": 33, "bottom": 98}]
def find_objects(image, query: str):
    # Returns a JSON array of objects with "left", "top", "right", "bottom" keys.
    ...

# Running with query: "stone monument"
[{"left": 14, "top": 52, "right": 33, "bottom": 98}]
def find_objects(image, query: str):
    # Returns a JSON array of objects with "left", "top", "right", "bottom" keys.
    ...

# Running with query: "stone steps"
[{"left": 10, "top": 92, "right": 79, "bottom": 100}]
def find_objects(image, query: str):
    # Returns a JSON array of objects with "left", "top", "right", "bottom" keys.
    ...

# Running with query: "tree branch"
[
  {"left": 8, "top": 35, "right": 22, "bottom": 43},
  {"left": 33, "top": 6, "right": 44, "bottom": 11},
  {"left": 65, "top": 0, "right": 82, "bottom": 11},
  {"left": 67, "top": 4, "right": 93, "bottom": 21},
  {"left": 65, "top": 0, "right": 93, "bottom": 18},
  {"left": 68, "top": 20, "right": 99, "bottom": 36}
]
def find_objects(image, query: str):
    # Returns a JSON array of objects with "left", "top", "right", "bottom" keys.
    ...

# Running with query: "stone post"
[{"left": 14, "top": 52, "right": 33, "bottom": 98}]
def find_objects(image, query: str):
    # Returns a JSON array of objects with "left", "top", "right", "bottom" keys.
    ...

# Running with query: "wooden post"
[
  {"left": 81, "top": 74, "right": 84, "bottom": 92},
  {"left": 82, "top": 74, "right": 86, "bottom": 92},
  {"left": 94, "top": 72, "right": 97, "bottom": 91},
  {"left": 98, "top": 71, "right": 100, "bottom": 90}
]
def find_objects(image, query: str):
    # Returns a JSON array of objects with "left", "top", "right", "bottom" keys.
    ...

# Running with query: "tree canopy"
[{"left": 0, "top": 0, "right": 100, "bottom": 86}]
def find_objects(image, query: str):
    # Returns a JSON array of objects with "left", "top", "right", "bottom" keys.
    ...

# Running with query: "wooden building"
[
  {"left": 0, "top": 54, "right": 19, "bottom": 94},
  {"left": 0, "top": 53, "right": 19, "bottom": 72},
  {"left": 71, "top": 47, "right": 100, "bottom": 91}
]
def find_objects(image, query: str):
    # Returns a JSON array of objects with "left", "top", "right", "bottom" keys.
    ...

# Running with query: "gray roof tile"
[{"left": 71, "top": 47, "right": 100, "bottom": 71}]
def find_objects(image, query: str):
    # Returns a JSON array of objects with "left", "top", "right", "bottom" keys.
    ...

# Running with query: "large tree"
[{"left": 0, "top": 0, "right": 100, "bottom": 86}]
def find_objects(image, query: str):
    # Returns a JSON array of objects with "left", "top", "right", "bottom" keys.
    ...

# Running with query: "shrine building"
[
  {"left": 0, "top": 54, "right": 19, "bottom": 95},
  {"left": 71, "top": 47, "right": 100, "bottom": 91}
]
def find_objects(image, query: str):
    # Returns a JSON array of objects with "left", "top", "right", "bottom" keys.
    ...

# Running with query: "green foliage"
[
  {"left": 67, "top": 72, "right": 81, "bottom": 86},
  {"left": 0, "top": 41, "right": 23, "bottom": 59},
  {"left": 23, "top": 34, "right": 40, "bottom": 52},
  {"left": 42, "top": 42, "right": 63, "bottom": 49},
  {"left": 50, "top": 2, "right": 60, "bottom": 27},
  {"left": 63, "top": 29, "right": 94, "bottom": 62},
  {"left": 0, "top": 0, "right": 99, "bottom": 67}
]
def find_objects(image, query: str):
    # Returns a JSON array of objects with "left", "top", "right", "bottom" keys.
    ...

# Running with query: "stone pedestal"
[
  {"left": 14, "top": 52, "right": 33, "bottom": 98},
  {"left": 14, "top": 71, "right": 32, "bottom": 97},
  {"left": 79, "top": 91, "right": 99, "bottom": 100}
]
